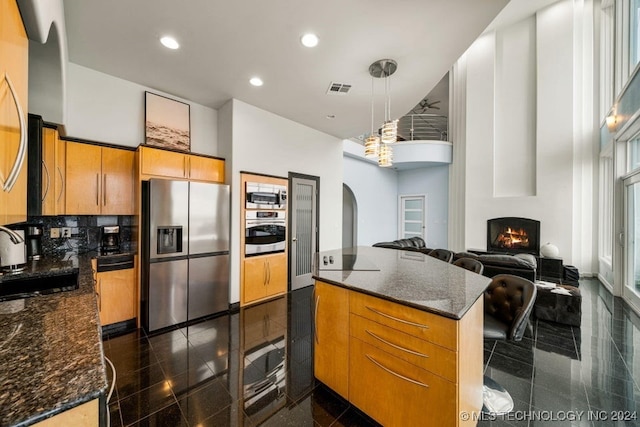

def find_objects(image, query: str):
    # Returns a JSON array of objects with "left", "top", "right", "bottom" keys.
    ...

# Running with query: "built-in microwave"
[
  {"left": 245, "top": 211, "right": 286, "bottom": 256},
  {"left": 245, "top": 182, "right": 287, "bottom": 209}
]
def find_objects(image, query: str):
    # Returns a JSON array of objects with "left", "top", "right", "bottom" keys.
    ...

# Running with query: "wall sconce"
[{"left": 606, "top": 110, "right": 618, "bottom": 132}]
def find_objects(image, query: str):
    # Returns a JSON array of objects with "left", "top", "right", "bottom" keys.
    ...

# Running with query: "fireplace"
[{"left": 487, "top": 217, "right": 540, "bottom": 255}]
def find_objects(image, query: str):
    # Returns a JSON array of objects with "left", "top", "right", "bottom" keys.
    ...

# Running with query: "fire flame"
[{"left": 496, "top": 227, "right": 529, "bottom": 248}]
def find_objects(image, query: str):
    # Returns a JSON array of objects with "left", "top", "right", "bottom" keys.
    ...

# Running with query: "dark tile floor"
[{"left": 104, "top": 278, "right": 640, "bottom": 426}]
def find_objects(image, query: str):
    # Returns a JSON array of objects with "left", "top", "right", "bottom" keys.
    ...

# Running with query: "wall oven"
[
  {"left": 245, "top": 182, "right": 287, "bottom": 209},
  {"left": 245, "top": 211, "right": 286, "bottom": 256}
]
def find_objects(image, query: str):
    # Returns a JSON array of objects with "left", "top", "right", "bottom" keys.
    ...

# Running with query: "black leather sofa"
[
  {"left": 454, "top": 252, "right": 537, "bottom": 282},
  {"left": 371, "top": 239, "right": 537, "bottom": 281},
  {"left": 372, "top": 237, "right": 430, "bottom": 252}
]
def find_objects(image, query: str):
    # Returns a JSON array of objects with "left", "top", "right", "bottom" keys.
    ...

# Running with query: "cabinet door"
[
  {"left": 65, "top": 142, "right": 102, "bottom": 214},
  {"left": 243, "top": 256, "right": 267, "bottom": 304},
  {"left": 41, "top": 128, "right": 56, "bottom": 215},
  {"left": 101, "top": 147, "right": 134, "bottom": 214},
  {"left": 266, "top": 253, "right": 287, "bottom": 296},
  {"left": 349, "top": 338, "right": 457, "bottom": 427},
  {"left": 314, "top": 281, "right": 349, "bottom": 399},
  {"left": 97, "top": 267, "right": 136, "bottom": 326},
  {"left": 54, "top": 138, "right": 66, "bottom": 214},
  {"left": 0, "top": 0, "right": 28, "bottom": 224},
  {"left": 140, "top": 146, "right": 186, "bottom": 179},
  {"left": 188, "top": 155, "right": 224, "bottom": 182}
]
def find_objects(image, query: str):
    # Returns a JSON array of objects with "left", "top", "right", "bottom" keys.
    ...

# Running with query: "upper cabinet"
[
  {"left": 138, "top": 145, "right": 224, "bottom": 183},
  {"left": 65, "top": 141, "right": 135, "bottom": 215},
  {"left": 0, "top": 0, "right": 29, "bottom": 225},
  {"left": 41, "top": 126, "right": 66, "bottom": 215}
]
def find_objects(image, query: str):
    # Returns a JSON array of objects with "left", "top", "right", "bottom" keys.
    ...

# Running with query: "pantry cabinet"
[
  {"left": 138, "top": 145, "right": 224, "bottom": 182},
  {"left": 0, "top": 0, "right": 28, "bottom": 225},
  {"left": 65, "top": 141, "right": 135, "bottom": 215}
]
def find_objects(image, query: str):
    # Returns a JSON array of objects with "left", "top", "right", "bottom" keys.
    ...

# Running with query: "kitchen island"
[
  {"left": 312, "top": 246, "right": 491, "bottom": 427},
  {"left": 0, "top": 253, "right": 107, "bottom": 426}
]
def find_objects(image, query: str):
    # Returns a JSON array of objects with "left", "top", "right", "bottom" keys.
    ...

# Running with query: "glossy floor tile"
[{"left": 104, "top": 279, "right": 640, "bottom": 426}]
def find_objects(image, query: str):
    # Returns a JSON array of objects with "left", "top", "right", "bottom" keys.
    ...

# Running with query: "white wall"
[
  {"left": 398, "top": 166, "right": 449, "bottom": 249},
  {"left": 219, "top": 99, "right": 343, "bottom": 304},
  {"left": 343, "top": 155, "right": 398, "bottom": 245},
  {"left": 460, "top": 0, "right": 596, "bottom": 272},
  {"left": 66, "top": 63, "right": 218, "bottom": 155}
]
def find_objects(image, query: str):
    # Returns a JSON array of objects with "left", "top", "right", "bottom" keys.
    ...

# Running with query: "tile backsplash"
[{"left": 24, "top": 215, "right": 136, "bottom": 256}]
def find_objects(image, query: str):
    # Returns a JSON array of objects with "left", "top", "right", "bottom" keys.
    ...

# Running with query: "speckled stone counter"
[
  {"left": 312, "top": 246, "right": 491, "bottom": 319},
  {"left": 0, "top": 253, "right": 107, "bottom": 426}
]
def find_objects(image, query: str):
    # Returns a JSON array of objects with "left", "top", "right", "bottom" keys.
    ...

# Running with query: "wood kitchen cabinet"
[
  {"left": 66, "top": 141, "right": 135, "bottom": 215},
  {"left": 92, "top": 257, "right": 137, "bottom": 326},
  {"left": 138, "top": 145, "right": 224, "bottom": 182},
  {"left": 314, "top": 280, "right": 350, "bottom": 399},
  {"left": 313, "top": 279, "right": 483, "bottom": 427},
  {"left": 41, "top": 127, "right": 66, "bottom": 215},
  {"left": 0, "top": 0, "right": 28, "bottom": 225},
  {"left": 242, "top": 252, "right": 287, "bottom": 304}
]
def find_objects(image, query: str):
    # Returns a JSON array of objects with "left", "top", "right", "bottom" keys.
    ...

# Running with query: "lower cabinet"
[
  {"left": 32, "top": 399, "right": 99, "bottom": 427},
  {"left": 313, "top": 280, "right": 483, "bottom": 427},
  {"left": 313, "top": 281, "right": 349, "bottom": 399},
  {"left": 242, "top": 252, "right": 287, "bottom": 304},
  {"left": 92, "top": 258, "right": 136, "bottom": 326}
]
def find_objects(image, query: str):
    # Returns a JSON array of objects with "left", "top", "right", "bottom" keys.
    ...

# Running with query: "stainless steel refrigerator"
[{"left": 141, "top": 179, "right": 230, "bottom": 332}]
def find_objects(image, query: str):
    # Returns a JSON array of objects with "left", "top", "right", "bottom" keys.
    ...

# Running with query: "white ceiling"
[{"left": 62, "top": 0, "right": 513, "bottom": 140}]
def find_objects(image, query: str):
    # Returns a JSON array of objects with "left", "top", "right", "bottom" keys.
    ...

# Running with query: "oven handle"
[{"left": 245, "top": 221, "right": 286, "bottom": 227}]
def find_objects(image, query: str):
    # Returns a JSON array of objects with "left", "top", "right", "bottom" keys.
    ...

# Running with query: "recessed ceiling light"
[
  {"left": 301, "top": 33, "right": 319, "bottom": 48},
  {"left": 160, "top": 36, "right": 179, "bottom": 49},
  {"left": 249, "top": 77, "right": 264, "bottom": 87}
]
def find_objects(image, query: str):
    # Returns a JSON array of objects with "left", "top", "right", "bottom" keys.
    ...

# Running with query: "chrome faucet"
[{"left": 0, "top": 226, "right": 25, "bottom": 244}]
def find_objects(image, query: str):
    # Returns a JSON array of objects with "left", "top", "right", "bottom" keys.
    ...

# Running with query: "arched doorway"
[{"left": 343, "top": 184, "right": 357, "bottom": 248}]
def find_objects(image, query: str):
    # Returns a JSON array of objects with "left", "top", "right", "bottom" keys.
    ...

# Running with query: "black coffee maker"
[
  {"left": 101, "top": 225, "right": 121, "bottom": 255},
  {"left": 25, "top": 225, "right": 43, "bottom": 260}
]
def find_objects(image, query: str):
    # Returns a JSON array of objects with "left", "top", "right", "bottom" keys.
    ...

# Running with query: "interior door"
[
  {"left": 290, "top": 175, "right": 318, "bottom": 290},
  {"left": 399, "top": 195, "right": 426, "bottom": 240}
]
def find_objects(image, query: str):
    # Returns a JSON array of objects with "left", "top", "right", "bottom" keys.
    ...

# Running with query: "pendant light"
[
  {"left": 364, "top": 76, "right": 380, "bottom": 158},
  {"left": 369, "top": 59, "right": 398, "bottom": 145},
  {"left": 378, "top": 143, "right": 393, "bottom": 167}
]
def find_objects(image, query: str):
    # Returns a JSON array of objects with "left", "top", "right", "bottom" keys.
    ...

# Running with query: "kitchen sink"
[{"left": 0, "top": 269, "right": 79, "bottom": 301}]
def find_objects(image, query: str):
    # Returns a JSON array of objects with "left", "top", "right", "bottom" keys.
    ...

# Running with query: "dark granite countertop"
[
  {"left": 0, "top": 252, "right": 107, "bottom": 426},
  {"left": 312, "top": 246, "right": 491, "bottom": 320}
]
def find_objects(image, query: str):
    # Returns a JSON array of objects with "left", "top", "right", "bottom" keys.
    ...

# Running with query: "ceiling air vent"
[{"left": 327, "top": 82, "right": 352, "bottom": 95}]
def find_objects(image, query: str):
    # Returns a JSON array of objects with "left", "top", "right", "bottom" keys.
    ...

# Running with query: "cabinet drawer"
[
  {"left": 349, "top": 338, "right": 457, "bottom": 427},
  {"left": 350, "top": 291, "right": 457, "bottom": 350},
  {"left": 350, "top": 313, "right": 457, "bottom": 382}
]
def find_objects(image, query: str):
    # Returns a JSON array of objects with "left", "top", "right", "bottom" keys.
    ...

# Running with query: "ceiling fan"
[{"left": 412, "top": 98, "right": 441, "bottom": 113}]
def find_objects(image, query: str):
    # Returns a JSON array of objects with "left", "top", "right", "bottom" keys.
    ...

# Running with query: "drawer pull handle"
[
  {"left": 365, "top": 330, "right": 429, "bottom": 358},
  {"left": 314, "top": 294, "right": 320, "bottom": 344},
  {"left": 365, "top": 354, "right": 429, "bottom": 388},
  {"left": 365, "top": 306, "right": 430, "bottom": 329}
]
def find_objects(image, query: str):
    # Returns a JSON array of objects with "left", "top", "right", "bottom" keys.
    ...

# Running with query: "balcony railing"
[{"left": 397, "top": 114, "right": 448, "bottom": 142}]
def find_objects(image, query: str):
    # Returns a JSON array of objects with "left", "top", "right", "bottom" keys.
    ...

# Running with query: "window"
[
  {"left": 399, "top": 195, "right": 425, "bottom": 240},
  {"left": 632, "top": 0, "right": 640, "bottom": 71},
  {"left": 629, "top": 136, "right": 640, "bottom": 171},
  {"left": 601, "top": 0, "right": 615, "bottom": 118}
]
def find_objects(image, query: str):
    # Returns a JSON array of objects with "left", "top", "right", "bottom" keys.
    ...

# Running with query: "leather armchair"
[
  {"left": 483, "top": 274, "right": 537, "bottom": 414},
  {"left": 453, "top": 257, "right": 484, "bottom": 274},
  {"left": 427, "top": 248, "right": 454, "bottom": 263},
  {"left": 484, "top": 274, "right": 537, "bottom": 342}
]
